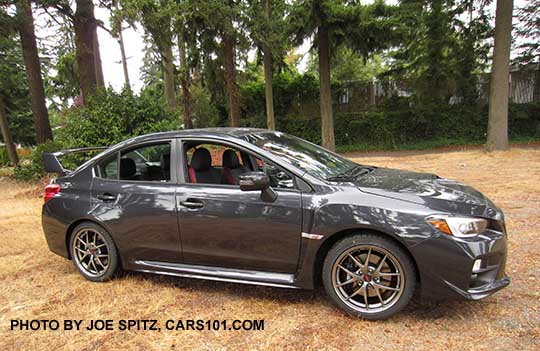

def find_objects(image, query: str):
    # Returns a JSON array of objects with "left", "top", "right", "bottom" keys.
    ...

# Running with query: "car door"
[
  {"left": 90, "top": 139, "right": 182, "bottom": 266},
  {"left": 175, "top": 139, "right": 303, "bottom": 273}
]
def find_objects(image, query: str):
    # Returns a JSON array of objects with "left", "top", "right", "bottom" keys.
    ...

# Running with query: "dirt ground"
[{"left": 1, "top": 146, "right": 539, "bottom": 350}]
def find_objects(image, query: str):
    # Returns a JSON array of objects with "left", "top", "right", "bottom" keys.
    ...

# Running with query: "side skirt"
[{"left": 132, "top": 260, "right": 299, "bottom": 289}]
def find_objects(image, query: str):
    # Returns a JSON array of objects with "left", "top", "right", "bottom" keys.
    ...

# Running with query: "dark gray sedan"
[{"left": 42, "top": 128, "right": 509, "bottom": 319}]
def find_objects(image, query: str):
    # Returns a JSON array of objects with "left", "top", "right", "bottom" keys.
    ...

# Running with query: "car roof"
[{"left": 128, "top": 128, "right": 269, "bottom": 143}]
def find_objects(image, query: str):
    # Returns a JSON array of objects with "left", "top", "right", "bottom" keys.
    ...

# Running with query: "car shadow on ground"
[{"left": 118, "top": 270, "right": 492, "bottom": 321}]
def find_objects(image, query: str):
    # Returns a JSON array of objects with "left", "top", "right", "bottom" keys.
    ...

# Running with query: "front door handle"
[
  {"left": 97, "top": 193, "right": 117, "bottom": 202},
  {"left": 179, "top": 200, "right": 204, "bottom": 209}
]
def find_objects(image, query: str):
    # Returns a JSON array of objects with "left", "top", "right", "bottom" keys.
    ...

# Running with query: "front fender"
[{"left": 294, "top": 188, "right": 435, "bottom": 289}]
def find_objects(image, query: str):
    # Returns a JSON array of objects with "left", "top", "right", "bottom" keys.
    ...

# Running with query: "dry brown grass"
[{"left": 1, "top": 147, "right": 539, "bottom": 350}]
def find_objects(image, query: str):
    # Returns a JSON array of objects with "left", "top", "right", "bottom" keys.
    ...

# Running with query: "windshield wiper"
[{"left": 326, "top": 165, "right": 375, "bottom": 181}]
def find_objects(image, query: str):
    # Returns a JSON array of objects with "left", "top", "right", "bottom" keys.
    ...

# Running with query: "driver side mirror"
[{"left": 239, "top": 172, "right": 277, "bottom": 202}]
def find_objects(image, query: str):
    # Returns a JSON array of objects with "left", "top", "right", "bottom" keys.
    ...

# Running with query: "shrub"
[
  {"left": 14, "top": 140, "right": 64, "bottom": 182},
  {"left": 14, "top": 87, "right": 180, "bottom": 182},
  {"left": 0, "top": 146, "right": 10, "bottom": 167},
  {"left": 56, "top": 87, "right": 180, "bottom": 148}
]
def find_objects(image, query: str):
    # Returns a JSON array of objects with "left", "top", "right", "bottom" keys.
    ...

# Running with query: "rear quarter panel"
[{"left": 42, "top": 167, "right": 94, "bottom": 258}]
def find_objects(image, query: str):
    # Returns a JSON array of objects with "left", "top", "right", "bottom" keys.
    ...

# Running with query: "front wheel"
[
  {"left": 69, "top": 222, "right": 119, "bottom": 282},
  {"left": 323, "top": 233, "right": 416, "bottom": 320}
]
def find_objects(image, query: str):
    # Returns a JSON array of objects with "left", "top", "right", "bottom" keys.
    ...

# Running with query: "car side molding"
[{"left": 133, "top": 260, "right": 298, "bottom": 289}]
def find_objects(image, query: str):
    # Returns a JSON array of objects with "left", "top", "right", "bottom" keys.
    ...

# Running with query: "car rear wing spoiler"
[{"left": 42, "top": 147, "right": 109, "bottom": 175}]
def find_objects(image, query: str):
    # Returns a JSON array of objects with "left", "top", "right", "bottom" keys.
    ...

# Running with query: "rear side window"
[
  {"left": 119, "top": 143, "right": 171, "bottom": 181},
  {"left": 97, "top": 154, "right": 118, "bottom": 180}
]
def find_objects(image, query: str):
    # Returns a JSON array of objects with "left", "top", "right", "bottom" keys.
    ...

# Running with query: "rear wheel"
[
  {"left": 323, "top": 233, "right": 416, "bottom": 320},
  {"left": 69, "top": 222, "right": 119, "bottom": 282}
]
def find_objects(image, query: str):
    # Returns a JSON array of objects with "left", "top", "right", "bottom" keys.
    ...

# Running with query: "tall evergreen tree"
[
  {"left": 0, "top": 96, "right": 18, "bottom": 165},
  {"left": 245, "top": 0, "right": 289, "bottom": 130},
  {"left": 184, "top": 0, "right": 246, "bottom": 127},
  {"left": 16, "top": 0, "right": 53, "bottom": 143},
  {"left": 289, "top": 0, "right": 399, "bottom": 150},
  {"left": 46, "top": 0, "right": 105, "bottom": 101},
  {"left": 0, "top": 19, "right": 20, "bottom": 163},
  {"left": 0, "top": 10, "right": 35, "bottom": 147},
  {"left": 121, "top": 0, "right": 177, "bottom": 109},
  {"left": 487, "top": 0, "right": 513, "bottom": 151},
  {"left": 262, "top": 0, "right": 275, "bottom": 130},
  {"left": 514, "top": 1, "right": 539, "bottom": 100}
]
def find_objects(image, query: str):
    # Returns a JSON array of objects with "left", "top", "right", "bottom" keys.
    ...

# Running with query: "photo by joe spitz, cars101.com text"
[{"left": 41, "top": 128, "right": 509, "bottom": 320}]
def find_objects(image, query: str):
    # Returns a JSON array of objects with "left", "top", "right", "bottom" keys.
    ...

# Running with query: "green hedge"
[
  {"left": 10, "top": 82, "right": 540, "bottom": 182},
  {"left": 243, "top": 99, "right": 540, "bottom": 148},
  {"left": 239, "top": 70, "right": 540, "bottom": 147}
]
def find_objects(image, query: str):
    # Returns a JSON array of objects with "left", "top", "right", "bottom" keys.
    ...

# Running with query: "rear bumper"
[
  {"left": 411, "top": 227, "right": 510, "bottom": 300},
  {"left": 42, "top": 203, "right": 70, "bottom": 259}
]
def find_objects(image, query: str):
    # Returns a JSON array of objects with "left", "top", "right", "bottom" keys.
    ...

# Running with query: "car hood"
[{"left": 353, "top": 167, "right": 502, "bottom": 220}]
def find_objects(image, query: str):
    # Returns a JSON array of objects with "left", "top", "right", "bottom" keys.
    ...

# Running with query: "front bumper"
[
  {"left": 445, "top": 275, "right": 511, "bottom": 300},
  {"left": 410, "top": 227, "right": 510, "bottom": 300}
]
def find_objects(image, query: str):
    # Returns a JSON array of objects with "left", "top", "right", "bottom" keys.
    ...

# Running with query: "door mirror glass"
[{"left": 239, "top": 172, "right": 270, "bottom": 191}]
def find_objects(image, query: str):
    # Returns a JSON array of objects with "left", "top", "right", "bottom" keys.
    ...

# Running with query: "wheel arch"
[{"left": 312, "top": 228, "right": 421, "bottom": 288}]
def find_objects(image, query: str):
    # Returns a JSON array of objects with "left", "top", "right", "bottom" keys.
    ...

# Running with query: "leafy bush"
[
  {"left": 56, "top": 87, "right": 180, "bottom": 148},
  {"left": 14, "top": 88, "right": 180, "bottom": 181},
  {"left": 0, "top": 146, "right": 10, "bottom": 167},
  {"left": 14, "top": 140, "right": 64, "bottom": 182}
]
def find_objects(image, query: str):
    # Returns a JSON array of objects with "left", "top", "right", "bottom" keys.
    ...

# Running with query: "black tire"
[
  {"left": 322, "top": 233, "right": 416, "bottom": 320},
  {"left": 69, "top": 222, "right": 119, "bottom": 282}
]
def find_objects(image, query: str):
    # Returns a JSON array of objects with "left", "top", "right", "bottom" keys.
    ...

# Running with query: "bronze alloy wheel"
[
  {"left": 72, "top": 228, "right": 110, "bottom": 277},
  {"left": 331, "top": 245, "right": 405, "bottom": 314},
  {"left": 69, "top": 222, "right": 119, "bottom": 282},
  {"left": 323, "top": 234, "right": 416, "bottom": 319}
]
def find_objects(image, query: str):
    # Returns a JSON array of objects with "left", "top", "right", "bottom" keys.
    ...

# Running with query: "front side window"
[
  {"left": 183, "top": 141, "right": 295, "bottom": 189},
  {"left": 253, "top": 157, "right": 295, "bottom": 189},
  {"left": 184, "top": 143, "right": 247, "bottom": 185}
]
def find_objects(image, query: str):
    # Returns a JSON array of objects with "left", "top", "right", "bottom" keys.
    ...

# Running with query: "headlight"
[{"left": 426, "top": 216, "right": 488, "bottom": 237}]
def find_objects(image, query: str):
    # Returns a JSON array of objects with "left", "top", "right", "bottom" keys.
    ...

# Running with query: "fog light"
[{"left": 472, "top": 259, "right": 482, "bottom": 273}]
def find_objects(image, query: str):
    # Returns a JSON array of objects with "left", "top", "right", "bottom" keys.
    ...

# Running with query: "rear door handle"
[
  {"left": 97, "top": 193, "right": 117, "bottom": 202},
  {"left": 179, "top": 200, "right": 204, "bottom": 209}
]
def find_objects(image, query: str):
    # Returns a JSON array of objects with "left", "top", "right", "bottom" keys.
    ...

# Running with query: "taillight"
[{"left": 44, "top": 184, "right": 61, "bottom": 203}]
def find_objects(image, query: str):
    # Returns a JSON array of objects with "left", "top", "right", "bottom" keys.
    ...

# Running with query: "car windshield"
[{"left": 244, "top": 132, "right": 358, "bottom": 180}]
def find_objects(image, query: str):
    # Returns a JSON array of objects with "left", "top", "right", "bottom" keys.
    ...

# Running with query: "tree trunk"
[
  {"left": 16, "top": 0, "right": 53, "bottom": 144},
  {"left": 178, "top": 33, "right": 192, "bottom": 129},
  {"left": 223, "top": 33, "right": 240, "bottom": 127},
  {"left": 118, "top": 25, "right": 131, "bottom": 90},
  {"left": 318, "top": 25, "right": 335, "bottom": 151},
  {"left": 486, "top": 0, "right": 513, "bottom": 151},
  {"left": 74, "top": 0, "right": 99, "bottom": 101},
  {"left": 93, "top": 29, "right": 104, "bottom": 87},
  {"left": 161, "top": 41, "right": 176, "bottom": 110},
  {"left": 0, "top": 96, "right": 19, "bottom": 166},
  {"left": 534, "top": 60, "right": 540, "bottom": 102},
  {"left": 263, "top": 0, "right": 275, "bottom": 130}
]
